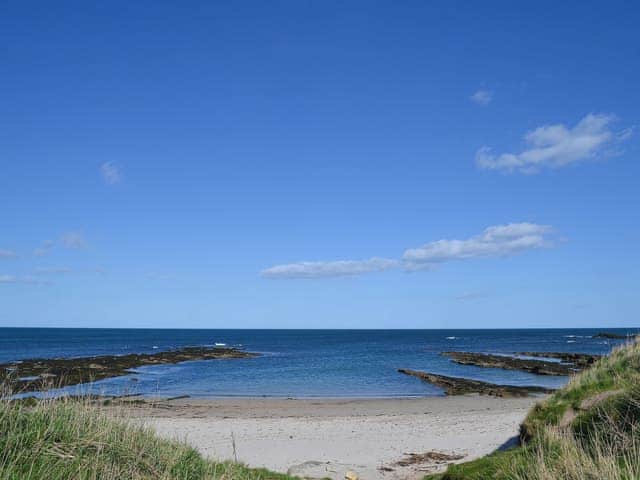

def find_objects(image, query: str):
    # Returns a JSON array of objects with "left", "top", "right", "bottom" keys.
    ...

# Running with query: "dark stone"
[
  {"left": 517, "top": 352, "right": 601, "bottom": 368},
  {"left": 592, "top": 332, "right": 638, "bottom": 340},
  {"left": 393, "top": 451, "right": 465, "bottom": 466},
  {"left": 398, "top": 369, "right": 553, "bottom": 397},
  {"left": 1, "top": 346, "right": 257, "bottom": 393},
  {"left": 442, "top": 351, "right": 577, "bottom": 376}
]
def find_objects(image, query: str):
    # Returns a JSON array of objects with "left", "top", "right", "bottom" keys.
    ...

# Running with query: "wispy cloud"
[
  {"left": 147, "top": 272, "right": 177, "bottom": 281},
  {"left": 470, "top": 89, "right": 492, "bottom": 106},
  {"left": 403, "top": 223, "right": 553, "bottom": 266},
  {"left": 454, "top": 291, "right": 489, "bottom": 301},
  {"left": 261, "top": 257, "right": 399, "bottom": 279},
  {"left": 60, "top": 232, "right": 86, "bottom": 249},
  {"left": 0, "top": 249, "right": 17, "bottom": 258},
  {"left": 35, "top": 267, "right": 72, "bottom": 274},
  {"left": 0, "top": 274, "right": 50, "bottom": 285},
  {"left": 33, "top": 240, "right": 54, "bottom": 257},
  {"left": 22, "top": 275, "right": 50, "bottom": 285},
  {"left": 34, "top": 234, "right": 87, "bottom": 255},
  {"left": 263, "top": 223, "right": 555, "bottom": 279},
  {"left": 100, "top": 162, "right": 121, "bottom": 185},
  {"left": 476, "top": 113, "right": 631, "bottom": 173}
]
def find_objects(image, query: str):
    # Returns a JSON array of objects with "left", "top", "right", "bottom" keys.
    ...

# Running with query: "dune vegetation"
[
  {"left": 0, "top": 396, "right": 296, "bottom": 480},
  {"left": 429, "top": 340, "right": 640, "bottom": 480}
]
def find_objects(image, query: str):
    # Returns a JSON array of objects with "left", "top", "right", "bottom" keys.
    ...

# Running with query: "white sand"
[{"left": 134, "top": 396, "right": 539, "bottom": 479}]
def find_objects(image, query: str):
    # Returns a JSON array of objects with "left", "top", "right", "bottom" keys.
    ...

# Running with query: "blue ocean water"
[{"left": 0, "top": 328, "right": 635, "bottom": 398}]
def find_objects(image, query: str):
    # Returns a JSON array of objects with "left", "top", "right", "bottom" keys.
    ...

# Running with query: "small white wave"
[
  {"left": 445, "top": 336, "right": 457, "bottom": 340},
  {"left": 214, "top": 342, "right": 227, "bottom": 346},
  {"left": 152, "top": 346, "right": 159, "bottom": 349},
  {"left": 567, "top": 340, "right": 576, "bottom": 343}
]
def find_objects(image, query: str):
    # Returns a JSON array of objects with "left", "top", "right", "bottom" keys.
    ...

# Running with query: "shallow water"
[{"left": 0, "top": 328, "right": 634, "bottom": 398}]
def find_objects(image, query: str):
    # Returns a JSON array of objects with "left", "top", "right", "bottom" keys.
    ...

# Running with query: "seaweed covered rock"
[
  {"left": 1, "top": 347, "right": 258, "bottom": 393},
  {"left": 398, "top": 369, "right": 553, "bottom": 397},
  {"left": 442, "top": 352, "right": 577, "bottom": 376}
]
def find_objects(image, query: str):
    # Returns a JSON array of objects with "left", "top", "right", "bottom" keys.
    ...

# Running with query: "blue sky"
[{"left": 1, "top": 1, "right": 639, "bottom": 328}]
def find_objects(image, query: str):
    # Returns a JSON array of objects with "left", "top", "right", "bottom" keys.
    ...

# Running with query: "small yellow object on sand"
[{"left": 345, "top": 471, "right": 359, "bottom": 480}]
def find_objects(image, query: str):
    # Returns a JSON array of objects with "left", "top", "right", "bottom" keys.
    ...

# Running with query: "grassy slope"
[
  {"left": 429, "top": 341, "right": 640, "bottom": 480},
  {"left": 0, "top": 398, "right": 297, "bottom": 480}
]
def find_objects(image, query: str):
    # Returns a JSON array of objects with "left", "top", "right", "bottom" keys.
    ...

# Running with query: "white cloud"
[
  {"left": 263, "top": 223, "right": 556, "bottom": 279},
  {"left": 470, "top": 89, "right": 492, "bottom": 106},
  {"left": 0, "top": 274, "right": 49, "bottom": 285},
  {"left": 0, "top": 249, "right": 16, "bottom": 258},
  {"left": 403, "top": 223, "right": 553, "bottom": 267},
  {"left": 147, "top": 272, "right": 176, "bottom": 281},
  {"left": 476, "top": 113, "right": 630, "bottom": 173},
  {"left": 454, "top": 291, "right": 489, "bottom": 301},
  {"left": 34, "top": 234, "right": 87, "bottom": 254},
  {"left": 21, "top": 275, "right": 50, "bottom": 285},
  {"left": 35, "top": 267, "right": 72, "bottom": 274},
  {"left": 60, "top": 232, "right": 86, "bottom": 249},
  {"left": 33, "top": 240, "right": 54, "bottom": 257},
  {"left": 261, "top": 257, "right": 399, "bottom": 279},
  {"left": 100, "top": 162, "right": 121, "bottom": 185}
]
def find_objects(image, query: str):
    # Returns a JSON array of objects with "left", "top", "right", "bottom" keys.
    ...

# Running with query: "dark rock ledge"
[
  {"left": 398, "top": 369, "right": 553, "bottom": 397},
  {"left": 592, "top": 332, "right": 638, "bottom": 340},
  {"left": 516, "top": 352, "right": 601, "bottom": 368},
  {"left": 442, "top": 351, "right": 579, "bottom": 376},
  {"left": 1, "top": 346, "right": 257, "bottom": 393}
]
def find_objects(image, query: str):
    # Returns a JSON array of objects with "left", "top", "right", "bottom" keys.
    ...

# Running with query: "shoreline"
[{"left": 127, "top": 395, "right": 540, "bottom": 479}]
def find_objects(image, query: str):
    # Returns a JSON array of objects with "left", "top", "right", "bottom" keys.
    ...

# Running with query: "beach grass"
[
  {"left": 0, "top": 395, "right": 297, "bottom": 480},
  {"left": 428, "top": 340, "right": 640, "bottom": 479}
]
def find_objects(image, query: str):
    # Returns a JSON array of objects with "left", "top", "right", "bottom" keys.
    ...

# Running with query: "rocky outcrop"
[
  {"left": 592, "top": 332, "right": 638, "bottom": 340},
  {"left": 1, "top": 346, "right": 257, "bottom": 393},
  {"left": 442, "top": 351, "right": 576, "bottom": 376},
  {"left": 517, "top": 352, "right": 601, "bottom": 368},
  {"left": 397, "top": 369, "right": 553, "bottom": 397}
]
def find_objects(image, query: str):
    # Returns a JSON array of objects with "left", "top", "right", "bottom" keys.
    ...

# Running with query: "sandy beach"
[{"left": 131, "top": 395, "right": 540, "bottom": 479}]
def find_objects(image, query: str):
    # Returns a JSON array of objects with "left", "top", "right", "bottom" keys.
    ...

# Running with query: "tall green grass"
[
  {"left": 430, "top": 341, "right": 640, "bottom": 480},
  {"left": 0, "top": 396, "right": 297, "bottom": 480}
]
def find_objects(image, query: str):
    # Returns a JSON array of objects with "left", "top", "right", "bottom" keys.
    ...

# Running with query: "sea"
[{"left": 0, "top": 328, "right": 635, "bottom": 398}]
